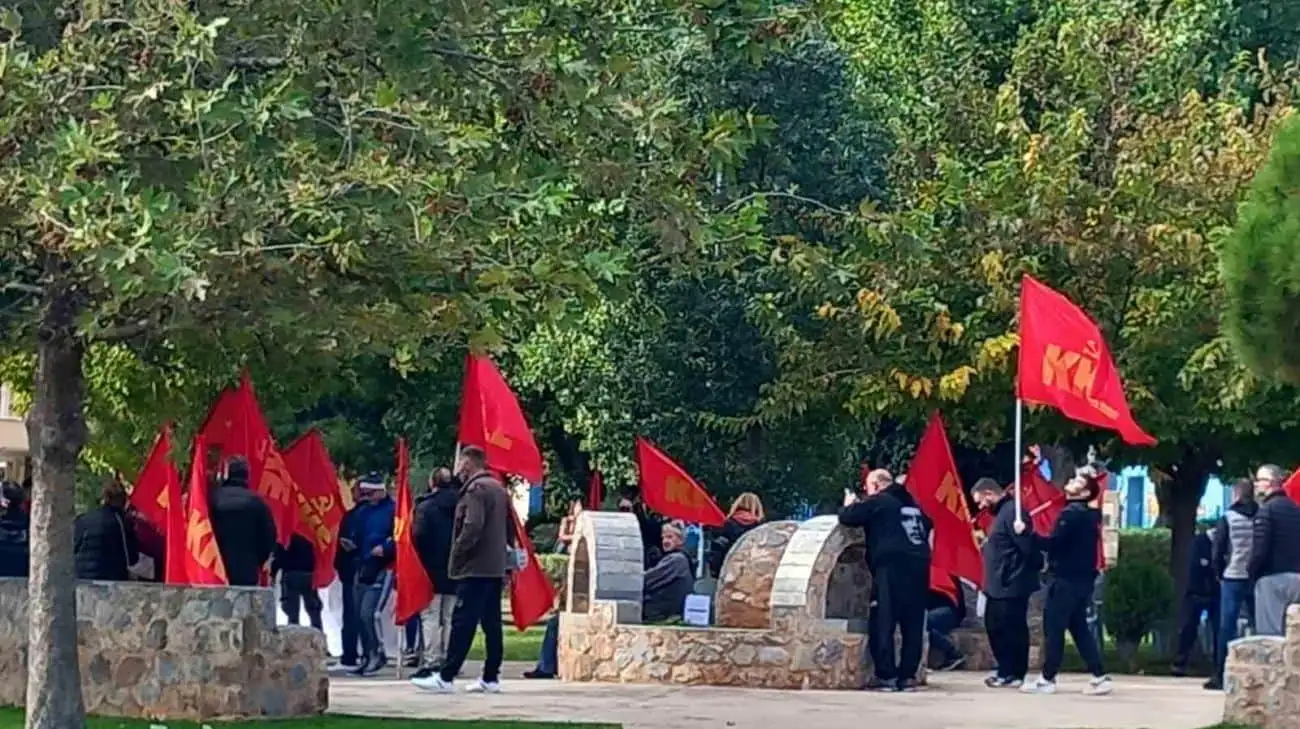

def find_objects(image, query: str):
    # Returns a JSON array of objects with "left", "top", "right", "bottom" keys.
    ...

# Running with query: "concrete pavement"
[{"left": 330, "top": 663, "right": 1225, "bottom": 729}]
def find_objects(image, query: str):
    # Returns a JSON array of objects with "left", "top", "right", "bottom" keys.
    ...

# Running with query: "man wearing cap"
[{"left": 350, "top": 473, "right": 396, "bottom": 676}]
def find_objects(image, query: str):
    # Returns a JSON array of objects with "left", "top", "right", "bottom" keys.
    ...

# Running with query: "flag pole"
[
  {"left": 1013, "top": 398, "right": 1025, "bottom": 531},
  {"left": 696, "top": 524, "right": 706, "bottom": 580}
]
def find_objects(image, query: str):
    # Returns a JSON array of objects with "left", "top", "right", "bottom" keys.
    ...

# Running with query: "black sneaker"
[
  {"left": 897, "top": 678, "right": 920, "bottom": 692},
  {"left": 937, "top": 655, "right": 966, "bottom": 672},
  {"left": 354, "top": 654, "right": 385, "bottom": 677},
  {"left": 523, "top": 669, "right": 556, "bottom": 679},
  {"left": 403, "top": 655, "right": 421, "bottom": 668},
  {"left": 411, "top": 667, "right": 435, "bottom": 680},
  {"left": 984, "top": 675, "right": 1020, "bottom": 688},
  {"left": 1203, "top": 677, "right": 1223, "bottom": 691},
  {"left": 1170, "top": 665, "right": 1188, "bottom": 678},
  {"left": 865, "top": 676, "right": 898, "bottom": 692}
]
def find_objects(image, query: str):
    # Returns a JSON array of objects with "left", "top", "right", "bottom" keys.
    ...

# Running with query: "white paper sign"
[{"left": 683, "top": 594, "right": 711, "bottom": 627}]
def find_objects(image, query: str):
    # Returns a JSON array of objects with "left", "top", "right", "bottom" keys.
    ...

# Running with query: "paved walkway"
[{"left": 331, "top": 663, "right": 1224, "bottom": 729}]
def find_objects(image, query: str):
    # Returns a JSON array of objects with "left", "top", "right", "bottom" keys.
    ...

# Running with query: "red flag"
[
  {"left": 634, "top": 437, "right": 725, "bottom": 527},
  {"left": 587, "top": 469, "right": 605, "bottom": 510},
  {"left": 181, "top": 436, "right": 228, "bottom": 585},
  {"left": 906, "top": 413, "right": 983, "bottom": 588},
  {"left": 1285, "top": 469, "right": 1300, "bottom": 503},
  {"left": 284, "top": 430, "right": 347, "bottom": 588},
  {"left": 509, "top": 508, "right": 556, "bottom": 630},
  {"left": 930, "top": 563, "right": 959, "bottom": 600},
  {"left": 199, "top": 374, "right": 297, "bottom": 545},
  {"left": 128, "top": 425, "right": 178, "bottom": 531},
  {"left": 393, "top": 438, "right": 433, "bottom": 625},
  {"left": 1017, "top": 275, "right": 1155, "bottom": 446},
  {"left": 1019, "top": 459, "right": 1067, "bottom": 537},
  {"left": 457, "top": 355, "right": 544, "bottom": 483},
  {"left": 974, "top": 508, "right": 995, "bottom": 537}
]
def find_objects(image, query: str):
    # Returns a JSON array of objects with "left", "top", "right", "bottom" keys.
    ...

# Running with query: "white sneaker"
[
  {"left": 1020, "top": 676, "right": 1057, "bottom": 694},
  {"left": 1085, "top": 675, "right": 1113, "bottom": 696},
  {"left": 411, "top": 674, "right": 455, "bottom": 694},
  {"left": 465, "top": 678, "right": 502, "bottom": 694}
]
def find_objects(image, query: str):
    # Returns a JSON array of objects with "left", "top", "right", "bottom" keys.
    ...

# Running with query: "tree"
[{"left": 0, "top": 0, "right": 801, "bottom": 723}]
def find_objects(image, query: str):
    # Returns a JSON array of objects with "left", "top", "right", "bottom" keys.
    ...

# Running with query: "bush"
[
  {"left": 1102, "top": 557, "right": 1175, "bottom": 666},
  {"left": 529, "top": 522, "right": 560, "bottom": 554},
  {"left": 1118, "top": 528, "right": 1171, "bottom": 571},
  {"left": 538, "top": 553, "right": 569, "bottom": 597}
]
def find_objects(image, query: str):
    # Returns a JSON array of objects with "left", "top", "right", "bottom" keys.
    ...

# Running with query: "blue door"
[{"left": 1125, "top": 475, "right": 1145, "bottom": 528}]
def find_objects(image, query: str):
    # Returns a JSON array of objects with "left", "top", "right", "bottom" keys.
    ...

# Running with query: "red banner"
[
  {"left": 587, "top": 469, "right": 605, "bottom": 510},
  {"left": 1017, "top": 275, "right": 1155, "bottom": 446},
  {"left": 393, "top": 438, "right": 433, "bottom": 625},
  {"left": 635, "top": 437, "right": 725, "bottom": 527},
  {"left": 283, "top": 430, "right": 346, "bottom": 588},
  {"left": 1019, "top": 459, "right": 1067, "bottom": 537},
  {"left": 128, "top": 425, "right": 178, "bottom": 532},
  {"left": 181, "top": 435, "right": 228, "bottom": 585},
  {"left": 457, "top": 355, "right": 544, "bottom": 483},
  {"left": 930, "top": 562, "right": 959, "bottom": 600},
  {"left": 198, "top": 373, "right": 297, "bottom": 545},
  {"left": 509, "top": 508, "right": 556, "bottom": 630},
  {"left": 1285, "top": 469, "right": 1300, "bottom": 503},
  {"left": 906, "top": 413, "right": 983, "bottom": 588}
]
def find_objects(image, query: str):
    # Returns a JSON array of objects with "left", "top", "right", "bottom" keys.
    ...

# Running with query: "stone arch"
[
  {"left": 565, "top": 511, "right": 644, "bottom": 619},
  {"left": 769, "top": 516, "right": 871, "bottom": 629},
  {"left": 713, "top": 521, "right": 798, "bottom": 628}
]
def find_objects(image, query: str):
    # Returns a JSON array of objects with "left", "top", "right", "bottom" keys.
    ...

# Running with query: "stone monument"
[{"left": 1223, "top": 604, "right": 1300, "bottom": 729}]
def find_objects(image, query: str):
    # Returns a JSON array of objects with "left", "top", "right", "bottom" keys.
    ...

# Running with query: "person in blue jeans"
[
  {"left": 351, "top": 475, "right": 396, "bottom": 677},
  {"left": 524, "top": 614, "right": 561, "bottom": 679},
  {"left": 927, "top": 576, "right": 967, "bottom": 671},
  {"left": 1209, "top": 478, "right": 1258, "bottom": 690}
]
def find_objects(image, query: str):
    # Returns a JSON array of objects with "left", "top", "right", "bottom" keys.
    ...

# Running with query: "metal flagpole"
[
  {"left": 1013, "top": 398, "right": 1026, "bottom": 532},
  {"left": 696, "top": 525, "right": 706, "bottom": 580}
]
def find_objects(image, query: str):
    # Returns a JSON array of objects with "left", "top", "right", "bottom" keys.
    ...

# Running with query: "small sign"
[{"left": 683, "top": 594, "right": 711, "bottom": 627}]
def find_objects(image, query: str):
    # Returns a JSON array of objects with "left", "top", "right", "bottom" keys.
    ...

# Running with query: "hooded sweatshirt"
[
  {"left": 707, "top": 510, "right": 762, "bottom": 575},
  {"left": 838, "top": 483, "right": 933, "bottom": 571}
]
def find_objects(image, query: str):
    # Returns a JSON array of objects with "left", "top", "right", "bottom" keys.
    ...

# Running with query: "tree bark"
[
  {"left": 24, "top": 287, "right": 88, "bottom": 729},
  {"left": 1161, "top": 449, "right": 1214, "bottom": 656}
]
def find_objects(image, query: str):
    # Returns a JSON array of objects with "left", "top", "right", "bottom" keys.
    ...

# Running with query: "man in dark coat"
[
  {"left": 209, "top": 457, "right": 278, "bottom": 587},
  {"left": 74, "top": 480, "right": 139, "bottom": 581},
  {"left": 971, "top": 476, "right": 1040, "bottom": 689},
  {"left": 1172, "top": 520, "right": 1219, "bottom": 677},
  {"left": 0, "top": 483, "right": 29, "bottom": 578},
  {"left": 333, "top": 481, "right": 364, "bottom": 667},
  {"left": 272, "top": 532, "right": 323, "bottom": 630},
  {"left": 410, "top": 467, "right": 460, "bottom": 679},
  {"left": 839, "top": 468, "right": 933, "bottom": 692},
  {"left": 1249, "top": 464, "right": 1300, "bottom": 636}
]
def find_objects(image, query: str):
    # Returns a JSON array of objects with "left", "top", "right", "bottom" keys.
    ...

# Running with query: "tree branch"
[
  {"left": 722, "top": 191, "right": 866, "bottom": 218},
  {"left": 1, "top": 282, "right": 44, "bottom": 295}
]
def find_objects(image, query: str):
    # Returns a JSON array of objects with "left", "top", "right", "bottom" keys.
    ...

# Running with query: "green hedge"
[
  {"left": 1117, "top": 528, "right": 1171, "bottom": 571},
  {"left": 538, "top": 553, "right": 568, "bottom": 596}
]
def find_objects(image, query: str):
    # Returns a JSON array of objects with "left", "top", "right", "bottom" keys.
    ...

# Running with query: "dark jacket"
[
  {"left": 707, "top": 511, "right": 762, "bottom": 576},
  {"left": 412, "top": 486, "right": 459, "bottom": 594},
  {"left": 133, "top": 516, "right": 165, "bottom": 582},
  {"left": 350, "top": 496, "right": 396, "bottom": 584},
  {"left": 0, "top": 511, "right": 29, "bottom": 578},
  {"left": 981, "top": 494, "right": 1042, "bottom": 599},
  {"left": 838, "top": 483, "right": 933, "bottom": 571},
  {"left": 449, "top": 472, "right": 516, "bottom": 580},
  {"left": 209, "top": 479, "right": 278, "bottom": 587},
  {"left": 1250, "top": 490, "right": 1300, "bottom": 579},
  {"left": 73, "top": 505, "right": 139, "bottom": 581},
  {"left": 1213, "top": 500, "right": 1258, "bottom": 581},
  {"left": 334, "top": 503, "right": 365, "bottom": 579},
  {"left": 271, "top": 533, "right": 316, "bottom": 576},
  {"left": 1040, "top": 501, "right": 1100, "bottom": 584},
  {"left": 1184, "top": 529, "right": 1218, "bottom": 598},
  {"left": 643, "top": 549, "right": 693, "bottom": 622}
]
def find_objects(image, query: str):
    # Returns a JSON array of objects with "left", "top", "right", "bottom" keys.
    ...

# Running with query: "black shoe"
[
  {"left": 355, "top": 654, "right": 385, "bottom": 677},
  {"left": 897, "top": 678, "right": 920, "bottom": 692},
  {"left": 937, "top": 655, "right": 966, "bottom": 672},
  {"left": 1203, "top": 677, "right": 1223, "bottom": 691},
  {"left": 403, "top": 655, "right": 421, "bottom": 668},
  {"left": 411, "top": 667, "right": 435, "bottom": 680},
  {"left": 984, "top": 675, "right": 1021, "bottom": 689},
  {"left": 1170, "top": 664, "right": 1188, "bottom": 678},
  {"left": 523, "top": 669, "right": 556, "bottom": 679},
  {"left": 865, "top": 676, "right": 898, "bottom": 692}
]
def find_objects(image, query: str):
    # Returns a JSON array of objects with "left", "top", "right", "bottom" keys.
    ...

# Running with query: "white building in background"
[{"left": 0, "top": 384, "right": 28, "bottom": 482}]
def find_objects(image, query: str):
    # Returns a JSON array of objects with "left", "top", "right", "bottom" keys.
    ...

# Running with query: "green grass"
[
  {"left": 0, "top": 710, "right": 613, "bottom": 729},
  {"left": 465, "top": 624, "right": 545, "bottom": 663}
]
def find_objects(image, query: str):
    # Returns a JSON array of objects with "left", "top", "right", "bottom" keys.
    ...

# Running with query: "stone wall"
[
  {"left": 1223, "top": 604, "right": 1300, "bottom": 729},
  {"left": 0, "top": 579, "right": 327, "bottom": 720},
  {"left": 714, "top": 521, "right": 797, "bottom": 629}
]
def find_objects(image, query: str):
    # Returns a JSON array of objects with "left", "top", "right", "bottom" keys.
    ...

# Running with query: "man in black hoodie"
[
  {"left": 334, "top": 481, "right": 363, "bottom": 667},
  {"left": 1021, "top": 472, "right": 1111, "bottom": 696},
  {"left": 272, "top": 532, "right": 322, "bottom": 630},
  {"left": 209, "top": 458, "right": 278, "bottom": 587},
  {"left": 1249, "top": 464, "right": 1300, "bottom": 636},
  {"left": 839, "top": 468, "right": 932, "bottom": 692},
  {"left": 409, "top": 467, "right": 460, "bottom": 680},
  {"left": 971, "top": 476, "right": 1040, "bottom": 689},
  {"left": 0, "top": 483, "right": 29, "bottom": 578},
  {"left": 73, "top": 480, "right": 139, "bottom": 581}
]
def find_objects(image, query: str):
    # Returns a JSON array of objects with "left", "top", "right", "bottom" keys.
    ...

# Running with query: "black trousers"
[
  {"left": 280, "top": 571, "right": 324, "bottom": 631},
  {"left": 439, "top": 577, "right": 505, "bottom": 683},
  {"left": 339, "top": 570, "right": 359, "bottom": 664},
  {"left": 985, "top": 595, "right": 1031, "bottom": 680},
  {"left": 1041, "top": 578, "right": 1105, "bottom": 681},
  {"left": 868, "top": 561, "right": 928, "bottom": 682},
  {"left": 1175, "top": 593, "right": 1219, "bottom": 668}
]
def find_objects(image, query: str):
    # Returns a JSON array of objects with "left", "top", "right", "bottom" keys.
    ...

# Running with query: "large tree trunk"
[
  {"left": 1160, "top": 448, "right": 1215, "bottom": 656},
  {"left": 24, "top": 288, "right": 88, "bottom": 729}
]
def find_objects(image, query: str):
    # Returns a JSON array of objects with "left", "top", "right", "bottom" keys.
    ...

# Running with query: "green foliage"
[
  {"left": 537, "top": 553, "right": 569, "bottom": 597},
  {"left": 1102, "top": 553, "right": 1176, "bottom": 644},
  {"left": 1221, "top": 114, "right": 1300, "bottom": 385},
  {"left": 1118, "top": 527, "right": 1172, "bottom": 572}
]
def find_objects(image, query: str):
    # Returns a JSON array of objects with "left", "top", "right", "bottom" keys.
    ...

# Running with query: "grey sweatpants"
[{"left": 1254, "top": 572, "right": 1300, "bottom": 636}]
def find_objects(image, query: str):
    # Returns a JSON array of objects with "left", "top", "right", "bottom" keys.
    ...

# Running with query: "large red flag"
[
  {"left": 587, "top": 469, "right": 605, "bottom": 510},
  {"left": 457, "top": 355, "right": 544, "bottom": 483},
  {"left": 162, "top": 453, "right": 188, "bottom": 585},
  {"left": 509, "top": 508, "right": 556, "bottom": 630},
  {"left": 1017, "top": 275, "right": 1155, "bottom": 446},
  {"left": 393, "top": 438, "right": 433, "bottom": 625},
  {"left": 181, "top": 435, "right": 228, "bottom": 585},
  {"left": 1019, "top": 459, "right": 1067, "bottom": 537},
  {"left": 634, "top": 437, "right": 725, "bottom": 527},
  {"left": 1284, "top": 468, "right": 1300, "bottom": 503},
  {"left": 906, "top": 413, "right": 983, "bottom": 588},
  {"left": 199, "top": 373, "right": 297, "bottom": 545},
  {"left": 128, "top": 425, "right": 178, "bottom": 531},
  {"left": 930, "top": 563, "right": 959, "bottom": 600},
  {"left": 284, "top": 430, "right": 347, "bottom": 588}
]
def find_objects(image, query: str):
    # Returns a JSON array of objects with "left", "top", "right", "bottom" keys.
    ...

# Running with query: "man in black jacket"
[
  {"left": 1022, "top": 472, "right": 1111, "bottom": 696},
  {"left": 410, "top": 467, "right": 460, "bottom": 680},
  {"left": 0, "top": 483, "right": 29, "bottom": 578},
  {"left": 272, "top": 532, "right": 322, "bottom": 630},
  {"left": 209, "top": 458, "right": 278, "bottom": 587},
  {"left": 1172, "top": 520, "right": 1218, "bottom": 677},
  {"left": 1249, "top": 464, "right": 1300, "bottom": 636},
  {"left": 74, "top": 480, "right": 139, "bottom": 581},
  {"left": 839, "top": 468, "right": 932, "bottom": 692},
  {"left": 334, "top": 481, "right": 363, "bottom": 667},
  {"left": 971, "top": 476, "right": 1040, "bottom": 689}
]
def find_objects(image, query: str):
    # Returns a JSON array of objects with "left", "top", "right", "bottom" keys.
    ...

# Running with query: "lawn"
[
  {"left": 464, "top": 624, "right": 545, "bottom": 664},
  {"left": 0, "top": 710, "right": 613, "bottom": 729}
]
